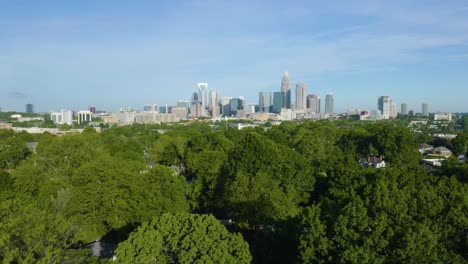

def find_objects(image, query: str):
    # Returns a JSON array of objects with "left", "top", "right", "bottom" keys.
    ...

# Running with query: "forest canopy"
[{"left": 0, "top": 120, "right": 467, "bottom": 263}]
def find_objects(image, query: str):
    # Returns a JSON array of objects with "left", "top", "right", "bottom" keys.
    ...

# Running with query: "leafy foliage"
[{"left": 115, "top": 213, "right": 252, "bottom": 264}]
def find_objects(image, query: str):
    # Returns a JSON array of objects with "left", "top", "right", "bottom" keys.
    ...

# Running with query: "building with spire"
[{"left": 281, "top": 72, "right": 291, "bottom": 109}]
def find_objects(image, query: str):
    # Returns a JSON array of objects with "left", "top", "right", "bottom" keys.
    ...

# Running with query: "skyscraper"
[
  {"left": 229, "top": 98, "right": 243, "bottom": 117},
  {"left": 401, "top": 103, "right": 408, "bottom": 115},
  {"left": 259, "top": 92, "right": 272, "bottom": 112},
  {"left": 281, "top": 72, "right": 291, "bottom": 109},
  {"left": 209, "top": 90, "right": 219, "bottom": 118},
  {"left": 197, "top": 83, "right": 208, "bottom": 106},
  {"left": 209, "top": 90, "right": 218, "bottom": 111},
  {"left": 378, "top": 96, "right": 397, "bottom": 119},
  {"left": 88, "top": 105, "right": 96, "bottom": 114},
  {"left": 272, "top": 91, "right": 283, "bottom": 114},
  {"left": 295, "top": 83, "right": 307, "bottom": 110},
  {"left": 26, "top": 104, "right": 34, "bottom": 113},
  {"left": 422, "top": 102, "right": 429, "bottom": 117},
  {"left": 378, "top": 96, "right": 390, "bottom": 119},
  {"left": 192, "top": 92, "right": 200, "bottom": 102},
  {"left": 325, "top": 93, "right": 334, "bottom": 114},
  {"left": 176, "top": 100, "right": 191, "bottom": 114},
  {"left": 220, "top": 97, "right": 232, "bottom": 116},
  {"left": 307, "top": 94, "right": 320, "bottom": 113}
]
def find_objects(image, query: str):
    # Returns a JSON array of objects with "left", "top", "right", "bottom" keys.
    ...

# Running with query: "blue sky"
[{"left": 1, "top": 0, "right": 468, "bottom": 113}]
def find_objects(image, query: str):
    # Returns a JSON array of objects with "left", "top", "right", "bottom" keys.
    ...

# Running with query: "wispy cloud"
[{"left": 8, "top": 91, "right": 30, "bottom": 100}]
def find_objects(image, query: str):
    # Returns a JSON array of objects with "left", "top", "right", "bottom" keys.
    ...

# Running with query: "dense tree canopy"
[
  {"left": 0, "top": 120, "right": 467, "bottom": 263},
  {"left": 115, "top": 213, "right": 252, "bottom": 264}
]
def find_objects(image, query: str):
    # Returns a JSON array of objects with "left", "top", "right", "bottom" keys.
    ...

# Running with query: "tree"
[
  {"left": 299, "top": 204, "right": 331, "bottom": 263},
  {"left": 115, "top": 213, "right": 252, "bottom": 264},
  {"left": 0, "top": 197, "right": 77, "bottom": 263},
  {"left": 226, "top": 172, "right": 300, "bottom": 228},
  {"left": 67, "top": 157, "right": 188, "bottom": 242}
]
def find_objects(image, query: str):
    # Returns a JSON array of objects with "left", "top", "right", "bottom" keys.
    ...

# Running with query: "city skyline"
[{"left": 1, "top": 1, "right": 468, "bottom": 112}]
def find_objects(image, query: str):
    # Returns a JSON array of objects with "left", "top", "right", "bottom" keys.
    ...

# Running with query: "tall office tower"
[
  {"left": 197, "top": 83, "right": 208, "bottom": 106},
  {"left": 259, "top": 92, "right": 272, "bottom": 112},
  {"left": 88, "top": 105, "right": 96, "bottom": 114},
  {"left": 307, "top": 94, "right": 320, "bottom": 113},
  {"left": 191, "top": 102, "right": 203, "bottom": 118},
  {"left": 192, "top": 92, "right": 200, "bottom": 102},
  {"left": 317, "top": 97, "right": 321, "bottom": 113},
  {"left": 209, "top": 90, "right": 218, "bottom": 110},
  {"left": 401, "top": 103, "right": 408, "bottom": 115},
  {"left": 272, "top": 91, "right": 283, "bottom": 113},
  {"left": 220, "top": 97, "right": 232, "bottom": 116},
  {"left": 281, "top": 72, "right": 291, "bottom": 109},
  {"left": 378, "top": 96, "right": 390, "bottom": 119},
  {"left": 295, "top": 83, "right": 307, "bottom": 110},
  {"left": 422, "top": 102, "right": 429, "bottom": 117},
  {"left": 26, "top": 104, "right": 34, "bottom": 113},
  {"left": 324, "top": 93, "right": 334, "bottom": 114},
  {"left": 229, "top": 98, "right": 244, "bottom": 117},
  {"left": 209, "top": 90, "right": 219, "bottom": 117},
  {"left": 389, "top": 102, "right": 397, "bottom": 119}
]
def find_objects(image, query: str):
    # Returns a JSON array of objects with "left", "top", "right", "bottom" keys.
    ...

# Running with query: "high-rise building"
[
  {"left": 26, "top": 104, "right": 34, "bottom": 113},
  {"left": 209, "top": 90, "right": 218, "bottom": 111},
  {"left": 272, "top": 92, "right": 283, "bottom": 114},
  {"left": 325, "top": 93, "right": 334, "bottom": 114},
  {"left": 259, "top": 92, "right": 272, "bottom": 113},
  {"left": 401, "top": 103, "right": 408, "bottom": 115},
  {"left": 389, "top": 102, "right": 397, "bottom": 119},
  {"left": 229, "top": 98, "right": 244, "bottom": 117},
  {"left": 191, "top": 102, "right": 203, "bottom": 118},
  {"left": 220, "top": 97, "right": 232, "bottom": 116},
  {"left": 378, "top": 96, "right": 390, "bottom": 118},
  {"left": 422, "top": 102, "right": 429, "bottom": 117},
  {"left": 177, "top": 100, "right": 191, "bottom": 114},
  {"left": 88, "top": 105, "right": 96, "bottom": 114},
  {"left": 295, "top": 83, "right": 307, "bottom": 110},
  {"left": 281, "top": 72, "right": 291, "bottom": 109},
  {"left": 171, "top": 107, "right": 188, "bottom": 120},
  {"left": 208, "top": 90, "right": 219, "bottom": 118},
  {"left": 197, "top": 83, "right": 208, "bottom": 106},
  {"left": 378, "top": 96, "right": 397, "bottom": 119},
  {"left": 307, "top": 94, "right": 320, "bottom": 113},
  {"left": 192, "top": 92, "right": 200, "bottom": 102}
]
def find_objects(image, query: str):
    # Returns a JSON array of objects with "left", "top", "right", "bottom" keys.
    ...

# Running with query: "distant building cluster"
[
  {"left": 355, "top": 96, "right": 439, "bottom": 121},
  {"left": 1, "top": 72, "right": 456, "bottom": 127}
]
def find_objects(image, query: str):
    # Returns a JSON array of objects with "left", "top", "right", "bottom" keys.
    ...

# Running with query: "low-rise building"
[
  {"left": 430, "top": 147, "right": 452, "bottom": 158},
  {"left": 359, "top": 156, "right": 386, "bottom": 169},
  {"left": 433, "top": 112, "right": 452, "bottom": 121}
]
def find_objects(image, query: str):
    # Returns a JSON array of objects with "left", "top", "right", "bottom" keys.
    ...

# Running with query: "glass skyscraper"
[
  {"left": 272, "top": 92, "right": 283, "bottom": 114},
  {"left": 259, "top": 92, "right": 272, "bottom": 113},
  {"left": 324, "top": 93, "right": 334, "bottom": 114}
]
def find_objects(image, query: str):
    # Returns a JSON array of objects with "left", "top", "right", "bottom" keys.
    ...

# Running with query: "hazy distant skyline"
[{"left": 1, "top": 0, "right": 468, "bottom": 113}]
